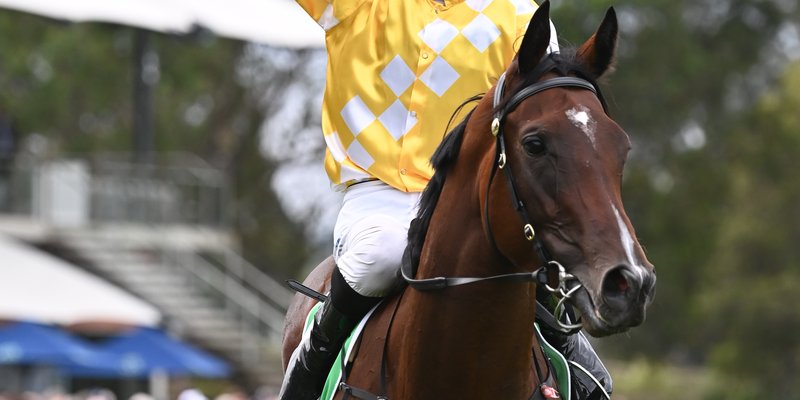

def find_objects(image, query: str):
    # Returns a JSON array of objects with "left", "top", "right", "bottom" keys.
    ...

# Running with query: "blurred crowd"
[{"left": 0, "top": 386, "right": 279, "bottom": 400}]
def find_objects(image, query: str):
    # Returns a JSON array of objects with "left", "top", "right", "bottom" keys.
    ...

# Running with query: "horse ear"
[
  {"left": 517, "top": 0, "right": 552, "bottom": 75},
  {"left": 576, "top": 7, "right": 618, "bottom": 78}
]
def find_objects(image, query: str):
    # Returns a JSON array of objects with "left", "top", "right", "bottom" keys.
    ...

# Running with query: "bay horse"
[{"left": 283, "top": 3, "right": 656, "bottom": 399}]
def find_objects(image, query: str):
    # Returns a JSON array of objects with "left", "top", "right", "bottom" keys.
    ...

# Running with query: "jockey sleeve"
[{"left": 296, "top": 0, "right": 558, "bottom": 192}]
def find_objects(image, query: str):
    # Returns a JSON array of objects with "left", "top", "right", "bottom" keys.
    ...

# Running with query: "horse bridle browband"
[{"left": 402, "top": 61, "right": 606, "bottom": 332}]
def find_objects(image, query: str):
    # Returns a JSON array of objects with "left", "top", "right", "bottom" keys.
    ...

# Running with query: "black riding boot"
[
  {"left": 536, "top": 293, "right": 613, "bottom": 399},
  {"left": 559, "top": 331, "right": 613, "bottom": 399},
  {"left": 279, "top": 268, "right": 380, "bottom": 400}
]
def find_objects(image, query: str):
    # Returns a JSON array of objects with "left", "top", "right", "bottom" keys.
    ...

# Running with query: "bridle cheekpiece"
[{"left": 402, "top": 59, "right": 605, "bottom": 333}]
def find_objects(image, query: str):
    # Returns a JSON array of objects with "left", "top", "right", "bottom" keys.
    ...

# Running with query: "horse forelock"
[{"left": 504, "top": 51, "right": 608, "bottom": 113}]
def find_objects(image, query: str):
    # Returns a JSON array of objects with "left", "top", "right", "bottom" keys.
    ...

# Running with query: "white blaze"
[
  {"left": 611, "top": 203, "right": 647, "bottom": 281},
  {"left": 565, "top": 105, "right": 597, "bottom": 149},
  {"left": 611, "top": 204, "right": 636, "bottom": 266}
]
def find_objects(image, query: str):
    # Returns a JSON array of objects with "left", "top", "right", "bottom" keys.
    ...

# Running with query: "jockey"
[{"left": 280, "top": 1, "right": 612, "bottom": 399}]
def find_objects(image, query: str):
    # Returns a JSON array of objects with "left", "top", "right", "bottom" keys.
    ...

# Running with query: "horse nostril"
[
  {"left": 614, "top": 271, "right": 628, "bottom": 292},
  {"left": 602, "top": 265, "right": 639, "bottom": 299}
]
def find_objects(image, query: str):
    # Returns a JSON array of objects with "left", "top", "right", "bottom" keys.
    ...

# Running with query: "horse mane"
[
  {"left": 402, "top": 96, "right": 480, "bottom": 274},
  {"left": 403, "top": 50, "right": 605, "bottom": 274}
]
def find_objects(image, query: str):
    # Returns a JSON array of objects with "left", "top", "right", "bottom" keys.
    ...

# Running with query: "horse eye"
[{"left": 522, "top": 135, "right": 547, "bottom": 156}]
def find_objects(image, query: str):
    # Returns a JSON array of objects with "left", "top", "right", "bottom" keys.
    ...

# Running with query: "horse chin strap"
[{"left": 401, "top": 64, "right": 604, "bottom": 335}]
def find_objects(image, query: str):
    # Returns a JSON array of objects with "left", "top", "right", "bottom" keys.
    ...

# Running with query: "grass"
[{"left": 607, "top": 358, "right": 722, "bottom": 400}]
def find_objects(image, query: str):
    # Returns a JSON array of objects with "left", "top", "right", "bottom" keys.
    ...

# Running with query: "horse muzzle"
[{"left": 572, "top": 263, "right": 656, "bottom": 337}]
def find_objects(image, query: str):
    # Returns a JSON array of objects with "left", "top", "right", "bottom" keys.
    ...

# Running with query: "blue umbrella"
[
  {"left": 69, "top": 327, "right": 230, "bottom": 378},
  {"left": 0, "top": 321, "right": 116, "bottom": 369}
]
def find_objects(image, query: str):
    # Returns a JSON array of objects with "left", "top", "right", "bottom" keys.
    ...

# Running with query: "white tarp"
[
  {"left": 0, "top": 0, "right": 324, "bottom": 48},
  {"left": 175, "top": 0, "right": 324, "bottom": 48},
  {"left": 0, "top": 235, "right": 161, "bottom": 326}
]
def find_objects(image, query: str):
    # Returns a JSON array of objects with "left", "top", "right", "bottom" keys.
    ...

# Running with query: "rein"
[{"left": 401, "top": 59, "right": 606, "bottom": 333}]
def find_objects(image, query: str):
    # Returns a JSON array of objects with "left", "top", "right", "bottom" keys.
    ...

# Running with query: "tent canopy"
[
  {"left": 67, "top": 327, "right": 230, "bottom": 378},
  {"left": 0, "top": 322, "right": 230, "bottom": 379},
  {"left": 0, "top": 0, "right": 324, "bottom": 48},
  {"left": 0, "top": 235, "right": 161, "bottom": 327},
  {"left": 0, "top": 321, "right": 119, "bottom": 369}
]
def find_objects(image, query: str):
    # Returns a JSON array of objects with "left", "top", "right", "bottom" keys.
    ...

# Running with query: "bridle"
[{"left": 401, "top": 57, "right": 608, "bottom": 333}]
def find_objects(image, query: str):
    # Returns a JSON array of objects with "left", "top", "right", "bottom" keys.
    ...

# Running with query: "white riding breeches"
[{"left": 333, "top": 180, "right": 421, "bottom": 297}]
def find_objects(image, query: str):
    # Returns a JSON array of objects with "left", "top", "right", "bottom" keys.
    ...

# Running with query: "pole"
[{"left": 133, "top": 29, "right": 156, "bottom": 164}]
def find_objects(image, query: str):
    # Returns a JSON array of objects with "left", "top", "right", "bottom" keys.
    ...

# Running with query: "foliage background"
[{"left": 1, "top": 1, "right": 799, "bottom": 398}]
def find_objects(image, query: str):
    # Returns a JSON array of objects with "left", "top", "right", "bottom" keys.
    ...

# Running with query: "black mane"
[{"left": 402, "top": 51, "right": 604, "bottom": 274}]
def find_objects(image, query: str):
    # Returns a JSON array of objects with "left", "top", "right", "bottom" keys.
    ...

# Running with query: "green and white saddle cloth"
[
  {"left": 300, "top": 302, "right": 376, "bottom": 400},
  {"left": 535, "top": 323, "right": 572, "bottom": 400},
  {"left": 301, "top": 303, "right": 572, "bottom": 400}
]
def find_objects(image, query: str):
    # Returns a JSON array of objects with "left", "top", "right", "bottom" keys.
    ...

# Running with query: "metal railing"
[
  {"left": 171, "top": 250, "right": 289, "bottom": 334},
  {"left": 88, "top": 154, "right": 229, "bottom": 227},
  {"left": 2, "top": 153, "right": 294, "bottom": 369},
  {"left": 0, "top": 153, "right": 229, "bottom": 228}
]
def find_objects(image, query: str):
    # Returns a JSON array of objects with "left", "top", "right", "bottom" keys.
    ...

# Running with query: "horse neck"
[{"left": 393, "top": 111, "right": 539, "bottom": 398}]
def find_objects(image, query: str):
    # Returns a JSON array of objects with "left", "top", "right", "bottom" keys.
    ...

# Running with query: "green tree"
[
  {"left": 0, "top": 9, "right": 312, "bottom": 277},
  {"left": 699, "top": 62, "right": 800, "bottom": 398},
  {"left": 552, "top": 0, "right": 798, "bottom": 365}
]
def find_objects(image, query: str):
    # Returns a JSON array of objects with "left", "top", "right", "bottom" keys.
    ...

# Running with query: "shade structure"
[
  {"left": 0, "top": 0, "right": 323, "bottom": 48},
  {"left": 0, "top": 0, "right": 191, "bottom": 34},
  {"left": 172, "top": 0, "right": 324, "bottom": 48},
  {"left": 68, "top": 327, "right": 230, "bottom": 378},
  {"left": 0, "top": 321, "right": 117, "bottom": 369},
  {"left": 0, "top": 235, "right": 161, "bottom": 327}
]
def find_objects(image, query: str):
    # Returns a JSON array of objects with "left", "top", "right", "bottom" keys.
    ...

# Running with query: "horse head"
[{"left": 485, "top": 1, "right": 656, "bottom": 337}]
